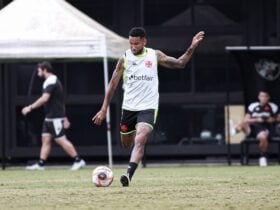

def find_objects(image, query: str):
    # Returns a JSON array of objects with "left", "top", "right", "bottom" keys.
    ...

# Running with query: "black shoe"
[{"left": 120, "top": 174, "right": 130, "bottom": 187}]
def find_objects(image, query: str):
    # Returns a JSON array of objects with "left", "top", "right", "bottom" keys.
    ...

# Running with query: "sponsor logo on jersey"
[
  {"left": 128, "top": 75, "right": 153, "bottom": 81},
  {"left": 252, "top": 112, "right": 271, "bottom": 118}
]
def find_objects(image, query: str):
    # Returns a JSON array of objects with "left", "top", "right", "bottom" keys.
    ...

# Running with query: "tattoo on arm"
[
  {"left": 186, "top": 47, "right": 194, "bottom": 56},
  {"left": 163, "top": 57, "right": 179, "bottom": 68},
  {"left": 110, "top": 69, "right": 119, "bottom": 82},
  {"left": 157, "top": 47, "right": 195, "bottom": 69},
  {"left": 157, "top": 50, "right": 177, "bottom": 68},
  {"left": 177, "top": 46, "right": 194, "bottom": 65}
]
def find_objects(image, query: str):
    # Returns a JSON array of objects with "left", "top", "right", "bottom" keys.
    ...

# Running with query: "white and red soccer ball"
[{"left": 92, "top": 166, "right": 114, "bottom": 187}]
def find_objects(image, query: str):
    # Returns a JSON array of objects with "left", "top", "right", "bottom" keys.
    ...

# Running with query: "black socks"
[
  {"left": 127, "top": 162, "right": 138, "bottom": 180},
  {"left": 260, "top": 152, "right": 267, "bottom": 157},
  {"left": 74, "top": 156, "right": 81, "bottom": 162},
  {"left": 38, "top": 159, "right": 46, "bottom": 166}
]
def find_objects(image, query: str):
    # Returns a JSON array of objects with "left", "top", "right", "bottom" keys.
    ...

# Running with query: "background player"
[{"left": 22, "top": 61, "right": 86, "bottom": 170}]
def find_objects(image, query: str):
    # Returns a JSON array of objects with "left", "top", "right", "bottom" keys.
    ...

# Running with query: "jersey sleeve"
[
  {"left": 269, "top": 102, "right": 279, "bottom": 115},
  {"left": 43, "top": 75, "right": 57, "bottom": 94},
  {"left": 247, "top": 102, "right": 258, "bottom": 114},
  {"left": 43, "top": 84, "right": 56, "bottom": 94}
]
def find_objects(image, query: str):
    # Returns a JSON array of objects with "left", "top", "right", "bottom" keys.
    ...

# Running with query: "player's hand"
[
  {"left": 92, "top": 110, "right": 106, "bottom": 125},
  {"left": 256, "top": 117, "right": 264, "bottom": 123},
  {"left": 191, "top": 31, "right": 205, "bottom": 48},
  {"left": 63, "top": 117, "right": 71, "bottom": 129},
  {"left": 22, "top": 106, "right": 32, "bottom": 116},
  {"left": 266, "top": 117, "right": 275, "bottom": 124}
]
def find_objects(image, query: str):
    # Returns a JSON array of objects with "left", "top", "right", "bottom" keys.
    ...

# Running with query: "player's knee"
[
  {"left": 55, "top": 137, "right": 69, "bottom": 146},
  {"left": 135, "top": 130, "right": 150, "bottom": 141},
  {"left": 258, "top": 132, "right": 268, "bottom": 141},
  {"left": 42, "top": 137, "right": 51, "bottom": 145},
  {"left": 121, "top": 135, "right": 134, "bottom": 149},
  {"left": 121, "top": 140, "right": 133, "bottom": 149}
]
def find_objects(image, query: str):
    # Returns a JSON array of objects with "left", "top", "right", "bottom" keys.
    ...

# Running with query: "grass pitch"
[{"left": 0, "top": 165, "right": 280, "bottom": 210}]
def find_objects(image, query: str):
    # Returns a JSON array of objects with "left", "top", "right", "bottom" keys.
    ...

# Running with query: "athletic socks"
[
  {"left": 260, "top": 152, "right": 267, "bottom": 158},
  {"left": 38, "top": 157, "right": 81, "bottom": 166},
  {"left": 73, "top": 156, "right": 81, "bottom": 162},
  {"left": 38, "top": 159, "right": 46, "bottom": 166},
  {"left": 127, "top": 162, "right": 138, "bottom": 180}
]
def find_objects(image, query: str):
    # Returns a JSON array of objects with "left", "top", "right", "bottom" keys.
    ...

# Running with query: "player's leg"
[
  {"left": 120, "top": 123, "right": 152, "bottom": 186},
  {"left": 121, "top": 132, "right": 136, "bottom": 148},
  {"left": 39, "top": 134, "right": 52, "bottom": 162},
  {"left": 25, "top": 135, "right": 52, "bottom": 170},
  {"left": 230, "top": 120, "right": 251, "bottom": 136},
  {"left": 237, "top": 121, "right": 251, "bottom": 134},
  {"left": 53, "top": 119, "right": 85, "bottom": 170},
  {"left": 130, "top": 122, "right": 152, "bottom": 163},
  {"left": 120, "top": 109, "right": 157, "bottom": 186},
  {"left": 56, "top": 136, "right": 78, "bottom": 157},
  {"left": 120, "top": 110, "right": 137, "bottom": 148},
  {"left": 258, "top": 132, "right": 269, "bottom": 153},
  {"left": 26, "top": 121, "right": 52, "bottom": 170},
  {"left": 257, "top": 130, "right": 269, "bottom": 166},
  {"left": 55, "top": 136, "right": 86, "bottom": 170}
]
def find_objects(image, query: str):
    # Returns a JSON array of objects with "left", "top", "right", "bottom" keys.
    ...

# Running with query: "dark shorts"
[
  {"left": 250, "top": 124, "right": 270, "bottom": 139},
  {"left": 120, "top": 109, "right": 158, "bottom": 135},
  {"left": 42, "top": 118, "right": 65, "bottom": 140}
]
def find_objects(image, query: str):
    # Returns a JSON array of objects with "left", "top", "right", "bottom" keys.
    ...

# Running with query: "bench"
[{"left": 240, "top": 137, "right": 280, "bottom": 165}]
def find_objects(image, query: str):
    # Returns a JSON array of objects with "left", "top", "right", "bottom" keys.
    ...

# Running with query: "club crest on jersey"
[
  {"left": 264, "top": 105, "right": 270, "bottom": 111},
  {"left": 121, "top": 124, "right": 128, "bottom": 132},
  {"left": 145, "top": 60, "right": 153, "bottom": 68},
  {"left": 255, "top": 59, "right": 280, "bottom": 81}
]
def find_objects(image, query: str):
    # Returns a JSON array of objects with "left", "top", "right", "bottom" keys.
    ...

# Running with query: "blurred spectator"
[{"left": 230, "top": 91, "right": 279, "bottom": 166}]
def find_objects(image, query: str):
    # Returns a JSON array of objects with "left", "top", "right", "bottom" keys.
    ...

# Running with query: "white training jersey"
[{"left": 122, "top": 47, "right": 159, "bottom": 111}]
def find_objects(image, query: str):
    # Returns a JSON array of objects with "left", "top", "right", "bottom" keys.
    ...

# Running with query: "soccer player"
[
  {"left": 22, "top": 61, "right": 86, "bottom": 170},
  {"left": 93, "top": 27, "right": 204, "bottom": 186},
  {"left": 230, "top": 91, "right": 279, "bottom": 166}
]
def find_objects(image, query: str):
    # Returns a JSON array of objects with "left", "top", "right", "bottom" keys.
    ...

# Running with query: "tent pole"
[
  {"left": 103, "top": 56, "right": 113, "bottom": 169},
  {"left": 226, "top": 50, "right": 232, "bottom": 165},
  {"left": 0, "top": 63, "right": 5, "bottom": 170}
]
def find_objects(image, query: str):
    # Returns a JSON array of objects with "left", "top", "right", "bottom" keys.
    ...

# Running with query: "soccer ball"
[{"left": 92, "top": 166, "right": 114, "bottom": 187}]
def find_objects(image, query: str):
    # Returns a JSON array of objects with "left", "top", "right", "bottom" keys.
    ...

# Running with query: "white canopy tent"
[{"left": 0, "top": 0, "right": 129, "bottom": 168}]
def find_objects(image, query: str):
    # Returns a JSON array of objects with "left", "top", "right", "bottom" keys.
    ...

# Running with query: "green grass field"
[{"left": 0, "top": 165, "right": 280, "bottom": 210}]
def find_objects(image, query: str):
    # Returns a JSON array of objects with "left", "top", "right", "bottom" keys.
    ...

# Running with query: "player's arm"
[
  {"left": 244, "top": 113, "right": 264, "bottom": 124},
  {"left": 276, "top": 114, "right": 280, "bottom": 122},
  {"left": 267, "top": 104, "right": 280, "bottom": 123},
  {"left": 157, "top": 31, "right": 204, "bottom": 69},
  {"left": 265, "top": 116, "right": 276, "bottom": 124},
  {"left": 92, "top": 57, "right": 124, "bottom": 125},
  {"left": 265, "top": 105, "right": 278, "bottom": 123},
  {"left": 21, "top": 93, "right": 51, "bottom": 116},
  {"left": 63, "top": 117, "right": 71, "bottom": 129}
]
